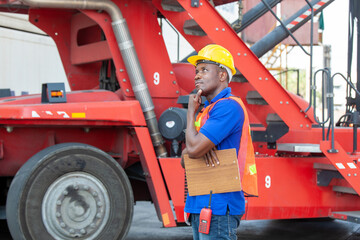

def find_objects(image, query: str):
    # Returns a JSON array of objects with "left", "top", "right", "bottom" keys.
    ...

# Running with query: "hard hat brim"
[
  {"left": 187, "top": 55, "right": 212, "bottom": 66},
  {"left": 187, "top": 53, "right": 237, "bottom": 75}
]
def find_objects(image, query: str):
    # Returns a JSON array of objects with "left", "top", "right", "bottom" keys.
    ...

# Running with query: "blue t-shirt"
[{"left": 184, "top": 87, "right": 245, "bottom": 215}]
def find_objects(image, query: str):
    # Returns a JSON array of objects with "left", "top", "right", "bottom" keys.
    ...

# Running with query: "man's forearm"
[
  {"left": 185, "top": 112, "right": 214, "bottom": 158},
  {"left": 185, "top": 112, "right": 198, "bottom": 151},
  {"left": 180, "top": 148, "right": 188, "bottom": 168},
  {"left": 185, "top": 91, "right": 215, "bottom": 157}
]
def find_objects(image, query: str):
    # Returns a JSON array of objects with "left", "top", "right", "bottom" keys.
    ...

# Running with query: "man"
[{"left": 181, "top": 44, "right": 257, "bottom": 240}]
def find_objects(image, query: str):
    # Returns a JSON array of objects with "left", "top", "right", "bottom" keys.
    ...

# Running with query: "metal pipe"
[
  {"left": 313, "top": 69, "right": 331, "bottom": 127},
  {"left": 232, "top": 0, "right": 282, "bottom": 33},
  {"left": 250, "top": 0, "right": 334, "bottom": 58},
  {"left": 19, "top": 0, "right": 167, "bottom": 157},
  {"left": 328, "top": 71, "right": 337, "bottom": 153},
  {"left": 296, "top": 69, "right": 300, "bottom": 96},
  {"left": 260, "top": 0, "right": 310, "bottom": 56},
  {"left": 20, "top": 0, "right": 123, "bottom": 20},
  {"left": 304, "top": 0, "right": 314, "bottom": 113},
  {"left": 353, "top": 111, "right": 359, "bottom": 153},
  {"left": 355, "top": 0, "right": 360, "bottom": 112}
]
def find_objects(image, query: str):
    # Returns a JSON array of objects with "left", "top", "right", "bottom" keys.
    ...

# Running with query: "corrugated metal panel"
[
  {"left": 0, "top": 21, "right": 69, "bottom": 95},
  {"left": 241, "top": 0, "right": 276, "bottom": 44},
  {"left": 0, "top": 12, "right": 45, "bottom": 35}
]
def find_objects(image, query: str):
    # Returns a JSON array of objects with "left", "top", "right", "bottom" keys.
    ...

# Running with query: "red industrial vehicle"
[{"left": 0, "top": 0, "right": 359, "bottom": 239}]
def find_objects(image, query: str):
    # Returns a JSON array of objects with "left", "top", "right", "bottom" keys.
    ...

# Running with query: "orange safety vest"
[{"left": 194, "top": 96, "right": 258, "bottom": 197}]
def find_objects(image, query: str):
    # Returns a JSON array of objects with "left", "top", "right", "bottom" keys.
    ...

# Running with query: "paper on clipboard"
[{"left": 184, "top": 148, "right": 241, "bottom": 196}]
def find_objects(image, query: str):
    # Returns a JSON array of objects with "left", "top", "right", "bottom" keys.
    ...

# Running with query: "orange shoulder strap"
[{"left": 228, "top": 96, "right": 258, "bottom": 197}]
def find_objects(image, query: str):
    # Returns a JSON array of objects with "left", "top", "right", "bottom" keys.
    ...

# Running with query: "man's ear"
[{"left": 219, "top": 70, "right": 228, "bottom": 82}]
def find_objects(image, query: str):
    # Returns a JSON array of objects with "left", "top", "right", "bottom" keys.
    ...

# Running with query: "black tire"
[{"left": 6, "top": 143, "right": 133, "bottom": 240}]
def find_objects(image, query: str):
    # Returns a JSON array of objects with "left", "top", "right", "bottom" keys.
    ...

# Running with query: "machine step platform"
[
  {"left": 246, "top": 91, "right": 268, "bottom": 105},
  {"left": 332, "top": 186, "right": 357, "bottom": 195},
  {"left": 161, "top": 0, "right": 184, "bottom": 12},
  {"left": 314, "top": 161, "right": 359, "bottom": 195},
  {"left": 320, "top": 140, "right": 360, "bottom": 196},
  {"left": 277, "top": 143, "right": 321, "bottom": 153},
  {"left": 183, "top": 19, "right": 206, "bottom": 36},
  {"left": 330, "top": 211, "right": 360, "bottom": 223}
]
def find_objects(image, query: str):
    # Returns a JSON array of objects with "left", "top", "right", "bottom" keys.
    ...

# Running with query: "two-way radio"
[{"left": 199, "top": 190, "right": 212, "bottom": 234}]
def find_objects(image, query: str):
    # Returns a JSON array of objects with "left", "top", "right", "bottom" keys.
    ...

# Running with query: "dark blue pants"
[{"left": 190, "top": 212, "right": 242, "bottom": 240}]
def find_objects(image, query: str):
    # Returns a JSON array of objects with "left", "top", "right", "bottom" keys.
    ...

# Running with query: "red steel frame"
[{"left": 1, "top": 0, "right": 360, "bottom": 228}]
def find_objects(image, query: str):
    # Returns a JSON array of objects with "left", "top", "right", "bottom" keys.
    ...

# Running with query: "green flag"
[{"left": 319, "top": 11, "right": 324, "bottom": 30}]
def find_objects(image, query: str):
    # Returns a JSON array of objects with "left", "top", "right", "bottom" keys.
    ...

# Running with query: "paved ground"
[
  {"left": 126, "top": 201, "right": 360, "bottom": 240},
  {"left": 2, "top": 201, "right": 360, "bottom": 239}
]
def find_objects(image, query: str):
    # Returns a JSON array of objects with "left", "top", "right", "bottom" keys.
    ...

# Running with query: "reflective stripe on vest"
[{"left": 195, "top": 96, "right": 258, "bottom": 197}]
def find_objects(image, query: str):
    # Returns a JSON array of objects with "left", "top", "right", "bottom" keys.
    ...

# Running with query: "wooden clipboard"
[{"left": 184, "top": 148, "right": 241, "bottom": 196}]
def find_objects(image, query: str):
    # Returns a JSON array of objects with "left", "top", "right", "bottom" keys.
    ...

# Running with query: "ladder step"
[
  {"left": 246, "top": 91, "right": 267, "bottom": 105},
  {"left": 183, "top": 19, "right": 206, "bottom": 36},
  {"left": 314, "top": 163, "right": 356, "bottom": 192},
  {"left": 266, "top": 113, "right": 283, "bottom": 123},
  {"left": 313, "top": 163, "right": 337, "bottom": 171},
  {"left": 161, "top": 0, "right": 185, "bottom": 12},
  {"left": 231, "top": 73, "right": 247, "bottom": 83},
  {"left": 321, "top": 141, "right": 360, "bottom": 196},
  {"left": 316, "top": 170, "right": 343, "bottom": 187},
  {"left": 330, "top": 211, "right": 360, "bottom": 223},
  {"left": 332, "top": 186, "right": 357, "bottom": 195}
]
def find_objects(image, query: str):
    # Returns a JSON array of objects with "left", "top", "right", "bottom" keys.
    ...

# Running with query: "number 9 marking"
[
  {"left": 265, "top": 175, "right": 271, "bottom": 188},
  {"left": 154, "top": 72, "right": 160, "bottom": 85}
]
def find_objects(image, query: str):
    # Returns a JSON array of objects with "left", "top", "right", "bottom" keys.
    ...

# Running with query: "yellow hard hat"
[{"left": 187, "top": 44, "right": 236, "bottom": 75}]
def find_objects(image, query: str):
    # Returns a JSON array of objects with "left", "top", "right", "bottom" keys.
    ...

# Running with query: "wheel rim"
[{"left": 42, "top": 172, "right": 110, "bottom": 240}]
